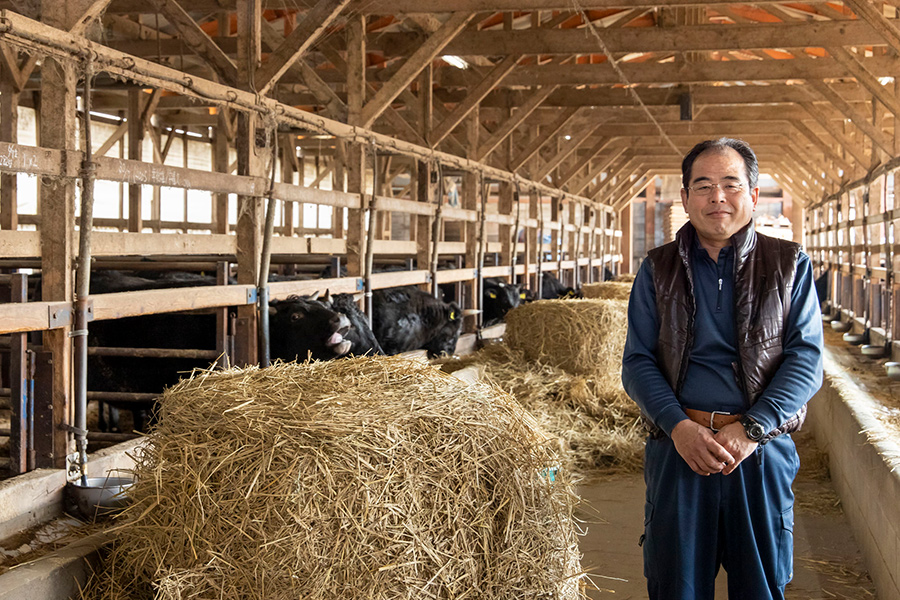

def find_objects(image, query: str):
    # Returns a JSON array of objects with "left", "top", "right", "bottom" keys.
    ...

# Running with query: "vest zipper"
[{"left": 716, "top": 278, "right": 723, "bottom": 311}]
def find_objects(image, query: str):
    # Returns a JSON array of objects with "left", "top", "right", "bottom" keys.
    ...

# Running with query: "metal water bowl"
[
  {"left": 67, "top": 476, "right": 134, "bottom": 520},
  {"left": 843, "top": 332, "right": 867, "bottom": 345},
  {"left": 830, "top": 320, "right": 852, "bottom": 332},
  {"left": 861, "top": 344, "right": 887, "bottom": 358},
  {"left": 885, "top": 362, "right": 900, "bottom": 381}
]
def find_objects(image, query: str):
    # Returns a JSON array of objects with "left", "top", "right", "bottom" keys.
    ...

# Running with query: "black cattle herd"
[{"left": 81, "top": 269, "right": 592, "bottom": 431}]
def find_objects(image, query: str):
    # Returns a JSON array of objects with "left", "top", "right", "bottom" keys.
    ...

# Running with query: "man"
[{"left": 621, "top": 138, "right": 823, "bottom": 600}]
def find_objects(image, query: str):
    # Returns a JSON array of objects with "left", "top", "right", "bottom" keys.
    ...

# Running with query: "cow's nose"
[{"left": 331, "top": 313, "right": 351, "bottom": 334}]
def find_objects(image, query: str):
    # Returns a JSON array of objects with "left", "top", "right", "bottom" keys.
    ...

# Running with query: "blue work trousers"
[{"left": 642, "top": 434, "right": 799, "bottom": 600}]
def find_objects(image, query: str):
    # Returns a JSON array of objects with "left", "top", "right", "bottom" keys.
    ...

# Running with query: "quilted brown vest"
[{"left": 646, "top": 221, "right": 806, "bottom": 438}]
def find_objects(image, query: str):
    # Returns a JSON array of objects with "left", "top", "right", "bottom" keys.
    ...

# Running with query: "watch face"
[
  {"left": 750, "top": 424, "right": 764, "bottom": 440},
  {"left": 742, "top": 417, "right": 765, "bottom": 441}
]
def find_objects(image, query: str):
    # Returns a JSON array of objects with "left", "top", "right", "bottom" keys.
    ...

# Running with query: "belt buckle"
[{"left": 709, "top": 410, "right": 731, "bottom": 433}]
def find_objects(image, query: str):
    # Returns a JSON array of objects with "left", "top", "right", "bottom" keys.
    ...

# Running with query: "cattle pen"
[{"left": 0, "top": 2, "right": 898, "bottom": 600}]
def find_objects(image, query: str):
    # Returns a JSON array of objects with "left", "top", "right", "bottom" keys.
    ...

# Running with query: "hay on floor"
[
  {"left": 440, "top": 344, "right": 644, "bottom": 476},
  {"left": 581, "top": 281, "right": 632, "bottom": 301},
  {"left": 93, "top": 357, "right": 586, "bottom": 600},
  {"left": 611, "top": 273, "right": 636, "bottom": 283}
]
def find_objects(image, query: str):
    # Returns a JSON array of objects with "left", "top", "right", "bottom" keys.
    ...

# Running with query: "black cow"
[
  {"left": 88, "top": 271, "right": 380, "bottom": 431},
  {"left": 269, "top": 292, "right": 382, "bottom": 360},
  {"left": 373, "top": 286, "right": 462, "bottom": 357},
  {"left": 540, "top": 272, "right": 582, "bottom": 300},
  {"left": 483, "top": 278, "right": 524, "bottom": 325}
]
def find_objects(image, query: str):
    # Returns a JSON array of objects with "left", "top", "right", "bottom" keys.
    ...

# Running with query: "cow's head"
[
  {"left": 424, "top": 301, "right": 463, "bottom": 357},
  {"left": 268, "top": 293, "right": 353, "bottom": 360}
]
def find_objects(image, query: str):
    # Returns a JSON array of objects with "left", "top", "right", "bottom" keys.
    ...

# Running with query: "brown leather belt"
[{"left": 684, "top": 408, "right": 742, "bottom": 432}]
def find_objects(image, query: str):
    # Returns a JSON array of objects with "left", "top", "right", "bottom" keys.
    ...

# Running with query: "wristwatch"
[{"left": 740, "top": 415, "right": 766, "bottom": 442}]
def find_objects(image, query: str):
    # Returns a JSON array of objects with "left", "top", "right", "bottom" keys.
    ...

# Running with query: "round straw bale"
[
  {"left": 94, "top": 357, "right": 586, "bottom": 600},
  {"left": 505, "top": 299, "right": 628, "bottom": 380},
  {"left": 581, "top": 281, "right": 632, "bottom": 300}
]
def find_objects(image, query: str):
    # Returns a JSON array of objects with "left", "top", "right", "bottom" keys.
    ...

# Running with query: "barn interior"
[{"left": 0, "top": 1, "right": 898, "bottom": 599}]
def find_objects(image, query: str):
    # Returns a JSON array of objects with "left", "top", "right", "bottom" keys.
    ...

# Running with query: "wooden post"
[
  {"left": 645, "top": 180, "right": 656, "bottom": 252},
  {"left": 550, "top": 195, "right": 561, "bottom": 278},
  {"left": 568, "top": 200, "right": 578, "bottom": 288},
  {"left": 415, "top": 160, "right": 434, "bottom": 284},
  {"left": 463, "top": 109, "right": 480, "bottom": 332},
  {"left": 498, "top": 181, "right": 514, "bottom": 278},
  {"left": 127, "top": 87, "right": 143, "bottom": 232},
  {"left": 281, "top": 135, "right": 296, "bottom": 237},
  {"left": 213, "top": 109, "right": 231, "bottom": 234},
  {"left": 9, "top": 274, "right": 29, "bottom": 474},
  {"left": 345, "top": 14, "right": 367, "bottom": 278},
  {"left": 527, "top": 188, "right": 539, "bottom": 289},
  {"left": 39, "top": 0, "right": 93, "bottom": 468},
  {"left": 619, "top": 205, "right": 632, "bottom": 274},
  {"left": 0, "top": 70, "right": 19, "bottom": 230},
  {"left": 233, "top": 0, "right": 264, "bottom": 366}
]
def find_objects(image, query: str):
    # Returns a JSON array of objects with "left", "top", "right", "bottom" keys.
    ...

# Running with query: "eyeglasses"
[{"left": 687, "top": 182, "right": 745, "bottom": 197}]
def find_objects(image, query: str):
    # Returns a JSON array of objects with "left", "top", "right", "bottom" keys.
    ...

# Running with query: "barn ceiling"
[{"left": 2, "top": 0, "right": 898, "bottom": 207}]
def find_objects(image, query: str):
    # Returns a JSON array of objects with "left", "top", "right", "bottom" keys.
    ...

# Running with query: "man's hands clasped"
[{"left": 670, "top": 419, "right": 758, "bottom": 476}]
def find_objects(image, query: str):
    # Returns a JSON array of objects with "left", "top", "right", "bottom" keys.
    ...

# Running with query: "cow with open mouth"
[{"left": 269, "top": 291, "right": 382, "bottom": 360}]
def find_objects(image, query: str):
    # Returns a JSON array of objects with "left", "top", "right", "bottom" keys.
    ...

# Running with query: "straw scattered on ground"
[
  {"left": 90, "top": 357, "right": 586, "bottom": 600},
  {"left": 441, "top": 343, "right": 643, "bottom": 476},
  {"left": 581, "top": 282, "right": 632, "bottom": 301},
  {"left": 612, "top": 273, "right": 636, "bottom": 283}
]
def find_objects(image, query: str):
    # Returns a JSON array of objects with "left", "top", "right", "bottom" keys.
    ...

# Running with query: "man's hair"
[{"left": 681, "top": 137, "right": 759, "bottom": 190}]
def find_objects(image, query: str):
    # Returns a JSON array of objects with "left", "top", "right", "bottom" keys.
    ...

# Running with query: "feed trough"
[
  {"left": 860, "top": 344, "right": 887, "bottom": 357},
  {"left": 842, "top": 332, "right": 867, "bottom": 345},
  {"left": 830, "top": 320, "right": 852, "bottom": 332}
]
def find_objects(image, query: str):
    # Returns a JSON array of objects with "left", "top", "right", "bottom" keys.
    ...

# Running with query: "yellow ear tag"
[
  {"left": 519, "top": 292, "right": 526, "bottom": 299},
  {"left": 488, "top": 291, "right": 497, "bottom": 299},
  {"left": 450, "top": 311, "right": 456, "bottom": 320}
]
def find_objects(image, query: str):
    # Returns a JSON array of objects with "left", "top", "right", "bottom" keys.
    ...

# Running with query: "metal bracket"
[
  {"left": 48, "top": 303, "right": 73, "bottom": 329},
  {"left": 65, "top": 451, "right": 85, "bottom": 483},
  {"left": 246, "top": 287, "right": 258, "bottom": 304}
]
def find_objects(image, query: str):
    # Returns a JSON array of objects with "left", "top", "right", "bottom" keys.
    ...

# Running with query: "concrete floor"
[{"left": 575, "top": 431, "right": 877, "bottom": 600}]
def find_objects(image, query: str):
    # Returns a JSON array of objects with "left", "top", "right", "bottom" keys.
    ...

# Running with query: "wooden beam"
[
  {"left": 571, "top": 146, "right": 627, "bottom": 196},
  {"left": 153, "top": 0, "right": 238, "bottom": 85},
  {"left": 476, "top": 84, "right": 556, "bottom": 161},
  {"left": 372, "top": 20, "right": 889, "bottom": 57},
  {"left": 69, "top": 0, "right": 115, "bottom": 37},
  {"left": 430, "top": 54, "right": 519, "bottom": 147},
  {"left": 254, "top": 0, "right": 351, "bottom": 94},
  {"left": 557, "top": 136, "right": 615, "bottom": 189},
  {"left": 844, "top": 0, "right": 900, "bottom": 54},
  {"left": 805, "top": 79, "right": 894, "bottom": 156},
  {"left": 828, "top": 46, "right": 900, "bottom": 119},
  {"left": 359, "top": 12, "right": 473, "bottom": 128},
  {"left": 439, "top": 54, "right": 900, "bottom": 88},
  {"left": 510, "top": 106, "right": 580, "bottom": 171},
  {"left": 75, "top": 0, "right": 870, "bottom": 14},
  {"left": 532, "top": 123, "right": 603, "bottom": 181},
  {"left": 798, "top": 102, "right": 870, "bottom": 168},
  {"left": 789, "top": 119, "right": 854, "bottom": 176}
]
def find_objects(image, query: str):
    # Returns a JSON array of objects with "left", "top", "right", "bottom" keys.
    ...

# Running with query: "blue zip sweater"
[{"left": 622, "top": 235, "right": 823, "bottom": 437}]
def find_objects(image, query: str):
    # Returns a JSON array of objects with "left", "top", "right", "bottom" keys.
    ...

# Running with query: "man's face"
[{"left": 680, "top": 147, "right": 759, "bottom": 248}]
